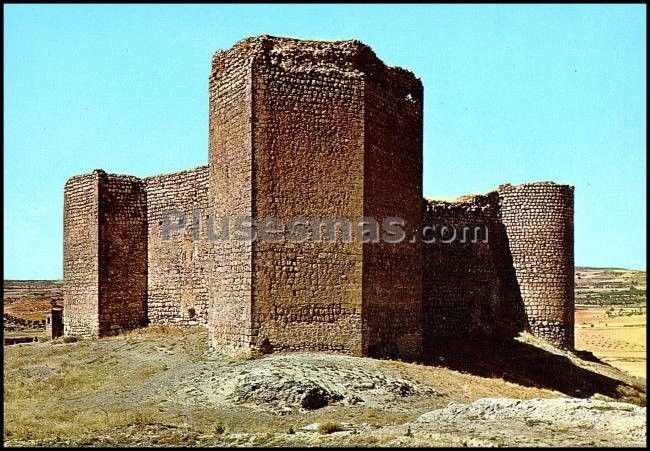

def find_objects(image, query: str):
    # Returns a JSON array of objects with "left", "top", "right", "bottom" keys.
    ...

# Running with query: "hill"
[
  {"left": 575, "top": 267, "right": 646, "bottom": 306},
  {"left": 3, "top": 326, "right": 646, "bottom": 447}
]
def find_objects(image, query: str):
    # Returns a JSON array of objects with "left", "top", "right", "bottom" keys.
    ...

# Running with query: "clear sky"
[{"left": 4, "top": 4, "right": 646, "bottom": 279}]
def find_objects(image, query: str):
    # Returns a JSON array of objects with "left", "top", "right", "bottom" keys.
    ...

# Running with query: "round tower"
[{"left": 498, "top": 182, "right": 575, "bottom": 350}]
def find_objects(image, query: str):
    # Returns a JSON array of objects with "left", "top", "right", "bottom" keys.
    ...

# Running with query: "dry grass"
[
  {"left": 317, "top": 421, "right": 343, "bottom": 434},
  {"left": 3, "top": 324, "right": 645, "bottom": 446},
  {"left": 3, "top": 327, "right": 303, "bottom": 443},
  {"left": 4, "top": 354, "right": 157, "bottom": 441},
  {"left": 4, "top": 328, "right": 188, "bottom": 442}
]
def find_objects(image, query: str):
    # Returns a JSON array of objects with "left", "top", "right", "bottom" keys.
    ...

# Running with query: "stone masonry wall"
[
  {"left": 64, "top": 171, "right": 148, "bottom": 337},
  {"left": 251, "top": 37, "right": 365, "bottom": 355},
  {"left": 362, "top": 60, "right": 424, "bottom": 359},
  {"left": 208, "top": 39, "right": 255, "bottom": 353},
  {"left": 499, "top": 182, "right": 575, "bottom": 350},
  {"left": 146, "top": 166, "right": 209, "bottom": 326},
  {"left": 97, "top": 172, "right": 148, "bottom": 336},
  {"left": 62, "top": 36, "right": 576, "bottom": 355},
  {"left": 422, "top": 193, "right": 527, "bottom": 349},
  {"left": 63, "top": 172, "right": 100, "bottom": 336},
  {"left": 206, "top": 36, "right": 428, "bottom": 357}
]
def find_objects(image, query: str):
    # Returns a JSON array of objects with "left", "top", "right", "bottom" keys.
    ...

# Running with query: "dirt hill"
[{"left": 3, "top": 326, "right": 645, "bottom": 447}]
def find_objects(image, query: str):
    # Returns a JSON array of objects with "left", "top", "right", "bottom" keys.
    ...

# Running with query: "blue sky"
[{"left": 4, "top": 4, "right": 646, "bottom": 278}]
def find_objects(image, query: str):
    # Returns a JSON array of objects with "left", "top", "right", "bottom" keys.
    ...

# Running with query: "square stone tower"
[
  {"left": 207, "top": 36, "right": 423, "bottom": 358},
  {"left": 63, "top": 170, "right": 148, "bottom": 337}
]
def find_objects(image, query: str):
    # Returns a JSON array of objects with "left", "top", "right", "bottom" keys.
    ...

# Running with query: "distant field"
[
  {"left": 3, "top": 280, "right": 63, "bottom": 339},
  {"left": 574, "top": 267, "right": 645, "bottom": 379},
  {"left": 575, "top": 267, "right": 645, "bottom": 306},
  {"left": 575, "top": 307, "right": 646, "bottom": 378},
  {"left": 3, "top": 280, "right": 62, "bottom": 304}
]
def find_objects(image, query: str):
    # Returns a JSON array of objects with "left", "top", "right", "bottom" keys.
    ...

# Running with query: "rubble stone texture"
[
  {"left": 63, "top": 170, "right": 148, "bottom": 337},
  {"left": 64, "top": 172, "right": 100, "bottom": 337},
  {"left": 423, "top": 192, "right": 527, "bottom": 347},
  {"left": 499, "top": 183, "right": 575, "bottom": 350},
  {"left": 62, "top": 35, "right": 575, "bottom": 354},
  {"left": 146, "top": 166, "right": 210, "bottom": 326},
  {"left": 206, "top": 37, "right": 424, "bottom": 358}
]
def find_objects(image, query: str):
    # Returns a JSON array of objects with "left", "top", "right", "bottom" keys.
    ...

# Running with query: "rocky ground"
[{"left": 3, "top": 326, "right": 646, "bottom": 447}]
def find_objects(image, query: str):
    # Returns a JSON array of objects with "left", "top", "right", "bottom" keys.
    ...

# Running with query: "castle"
[{"left": 63, "top": 36, "right": 575, "bottom": 358}]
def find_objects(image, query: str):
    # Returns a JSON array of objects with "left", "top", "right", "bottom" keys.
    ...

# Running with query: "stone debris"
[{"left": 415, "top": 397, "right": 646, "bottom": 441}]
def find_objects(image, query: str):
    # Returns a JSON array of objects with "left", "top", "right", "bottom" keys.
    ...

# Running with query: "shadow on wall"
[
  {"left": 423, "top": 338, "right": 645, "bottom": 406},
  {"left": 422, "top": 192, "right": 531, "bottom": 347},
  {"left": 489, "top": 211, "right": 531, "bottom": 336}
]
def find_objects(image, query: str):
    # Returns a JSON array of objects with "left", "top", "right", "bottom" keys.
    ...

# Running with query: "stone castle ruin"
[{"left": 63, "top": 36, "right": 574, "bottom": 358}]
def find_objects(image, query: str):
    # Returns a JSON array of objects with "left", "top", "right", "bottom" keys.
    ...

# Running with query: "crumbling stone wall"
[
  {"left": 423, "top": 193, "right": 526, "bottom": 350},
  {"left": 207, "top": 37, "right": 369, "bottom": 356},
  {"left": 46, "top": 308, "right": 64, "bottom": 339},
  {"left": 207, "top": 39, "right": 255, "bottom": 354},
  {"left": 499, "top": 182, "right": 575, "bottom": 350},
  {"left": 249, "top": 38, "right": 366, "bottom": 355},
  {"left": 146, "top": 166, "right": 209, "bottom": 326},
  {"left": 423, "top": 184, "right": 574, "bottom": 351},
  {"left": 97, "top": 172, "right": 148, "bottom": 336}
]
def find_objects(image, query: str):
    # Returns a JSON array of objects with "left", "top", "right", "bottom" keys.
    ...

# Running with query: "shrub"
[
  {"left": 62, "top": 336, "right": 80, "bottom": 344},
  {"left": 129, "top": 411, "right": 154, "bottom": 427},
  {"left": 214, "top": 422, "right": 225, "bottom": 435},
  {"left": 318, "top": 421, "right": 343, "bottom": 435}
]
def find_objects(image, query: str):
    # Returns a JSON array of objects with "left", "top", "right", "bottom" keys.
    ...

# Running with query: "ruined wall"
[
  {"left": 63, "top": 172, "right": 100, "bottom": 336},
  {"left": 499, "top": 182, "right": 575, "bottom": 350},
  {"left": 146, "top": 166, "right": 209, "bottom": 326},
  {"left": 422, "top": 193, "right": 526, "bottom": 349},
  {"left": 363, "top": 62, "right": 423, "bottom": 359},
  {"left": 97, "top": 172, "right": 148, "bottom": 335},
  {"left": 46, "top": 308, "right": 64, "bottom": 339},
  {"left": 251, "top": 38, "right": 365, "bottom": 355},
  {"left": 208, "top": 40, "right": 255, "bottom": 353}
]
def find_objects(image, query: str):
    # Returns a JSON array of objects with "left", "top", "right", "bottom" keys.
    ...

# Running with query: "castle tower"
[
  {"left": 498, "top": 182, "right": 575, "bottom": 350},
  {"left": 63, "top": 170, "right": 148, "bottom": 337},
  {"left": 207, "top": 36, "right": 423, "bottom": 358},
  {"left": 61, "top": 36, "right": 575, "bottom": 355}
]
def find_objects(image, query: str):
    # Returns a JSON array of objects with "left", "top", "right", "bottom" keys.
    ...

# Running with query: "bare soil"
[{"left": 3, "top": 326, "right": 645, "bottom": 447}]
